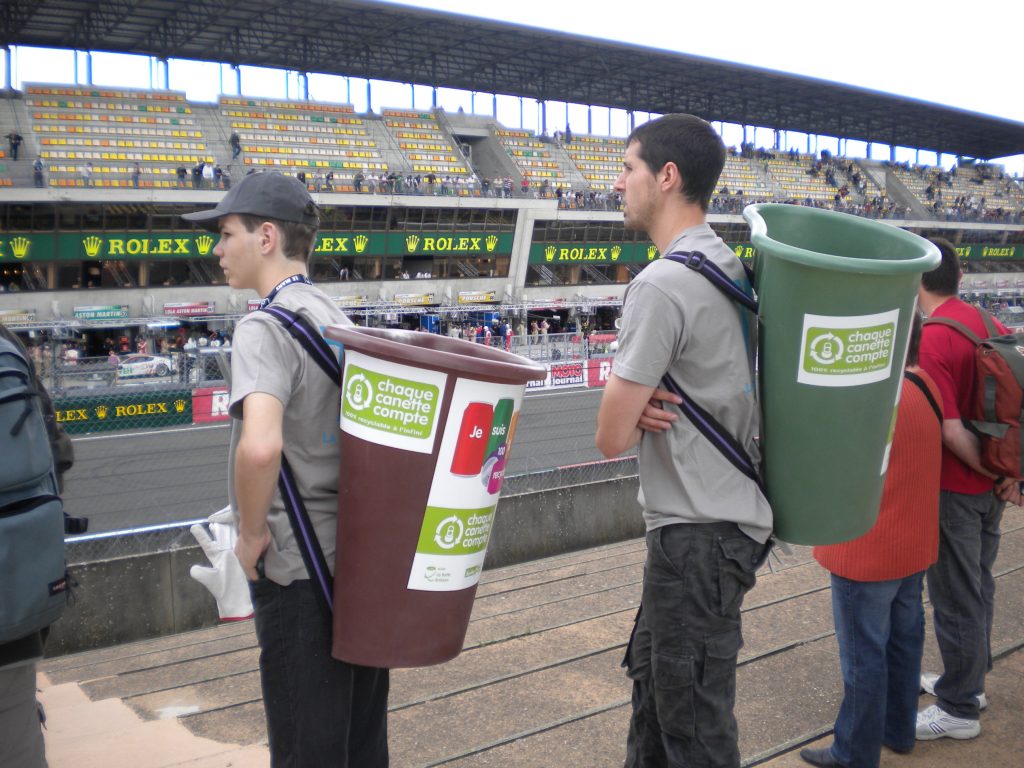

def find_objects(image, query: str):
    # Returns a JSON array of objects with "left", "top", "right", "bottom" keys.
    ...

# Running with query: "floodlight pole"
[{"left": 4, "top": 47, "right": 10, "bottom": 91}]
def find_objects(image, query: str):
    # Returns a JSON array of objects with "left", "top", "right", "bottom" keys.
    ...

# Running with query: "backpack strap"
[
  {"left": 260, "top": 305, "right": 342, "bottom": 618},
  {"left": 663, "top": 251, "right": 759, "bottom": 313},
  {"left": 922, "top": 315, "right": 984, "bottom": 345},
  {"left": 658, "top": 372, "right": 766, "bottom": 495},
  {"left": 659, "top": 250, "right": 765, "bottom": 495},
  {"left": 261, "top": 305, "right": 341, "bottom": 386},
  {"left": 904, "top": 370, "right": 942, "bottom": 426}
]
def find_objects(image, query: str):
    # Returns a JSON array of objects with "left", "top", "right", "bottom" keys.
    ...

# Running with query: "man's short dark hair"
[
  {"left": 237, "top": 214, "right": 318, "bottom": 264},
  {"left": 627, "top": 114, "right": 726, "bottom": 211},
  {"left": 920, "top": 237, "right": 961, "bottom": 297}
]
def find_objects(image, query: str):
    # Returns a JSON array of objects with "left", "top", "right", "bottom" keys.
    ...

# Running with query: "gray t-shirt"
[
  {"left": 613, "top": 223, "right": 772, "bottom": 543},
  {"left": 228, "top": 282, "right": 353, "bottom": 585}
]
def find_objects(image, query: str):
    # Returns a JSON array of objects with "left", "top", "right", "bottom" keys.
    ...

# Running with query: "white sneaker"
[
  {"left": 916, "top": 704, "right": 981, "bottom": 740},
  {"left": 920, "top": 672, "right": 988, "bottom": 710}
]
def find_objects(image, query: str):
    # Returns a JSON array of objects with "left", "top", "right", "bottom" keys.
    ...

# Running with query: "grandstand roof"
[{"left": 6, "top": 0, "right": 1024, "bottom": 160}]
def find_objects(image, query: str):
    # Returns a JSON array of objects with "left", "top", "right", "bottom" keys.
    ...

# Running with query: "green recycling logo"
[
  {"left": 341, "top": 363, "right": 439, "bottom": 440},
  {"left": 798, "top": 310, "right": 901, "bottom": 387},
  {"left": 807, "top": 333, "right": 844, "bottom": 366},
  {"left": 344, "top": 372, "right": 373, "bottom": 411},
  {"left": 434, "top": 515, "right": 464, "bottom": 550}
]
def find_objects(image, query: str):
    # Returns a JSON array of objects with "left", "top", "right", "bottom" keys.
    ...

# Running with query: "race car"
[{"left": 117, "top": 353, "right": 177, "bottom": 378}]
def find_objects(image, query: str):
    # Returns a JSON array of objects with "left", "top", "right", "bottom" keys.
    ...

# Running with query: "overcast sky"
[{"left": 5, "top": 0, "right": 1022, "bottom": 171}]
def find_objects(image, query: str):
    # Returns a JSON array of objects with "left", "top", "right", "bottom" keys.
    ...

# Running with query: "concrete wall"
[{"left": 46, "top": 476, "right": 643, "bottom": 657}]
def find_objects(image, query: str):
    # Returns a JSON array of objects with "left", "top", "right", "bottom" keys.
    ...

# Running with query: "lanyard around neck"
[{"left": 258, "top": 274, "right": 312, "bottom": 309}]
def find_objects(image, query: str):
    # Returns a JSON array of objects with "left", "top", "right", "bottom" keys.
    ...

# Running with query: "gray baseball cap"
[{"left": 181, "top": 171, "right": 319, "bottom": 231}]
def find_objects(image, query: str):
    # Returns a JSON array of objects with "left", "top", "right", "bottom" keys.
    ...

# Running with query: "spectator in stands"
[
  {"left": 213, "top": 164, "right": 223, "bottom": 189},
  {"left": 192, "top": 162, "right": 203, "bottom": 189},
  {"left": 229, "top": 131, "right": 241, "bottom": 159},
  {"left": 564, "top": 124, "right": 573, "bottom": 144},
  {"left": 203, "top": 162, "right": 215, "bottom": 189},
  {"left": 521, "top": 175, "right": 530, "bottom": 196},
  {"left": 222, "top": 166, "right": 232, "bottom": 190},
  {"left": 325, "top": 171, "right": 334, "bottom": 192},
  {"left": 177, "top": 166, "right": 187, "bottom": 188},
  {"left": 354, "top": 170, "right": 364, "bottom": 193},
  {"left": 5, "top": 130, "right": 22, "bottom": 161},
  {"left": 33, "top": 157, "right": 44, "bottom": 188},
  {"left": 131, "top": 162, "right": 141, "bottom": 188},
  {"left": 80, "top": 162, "right": 93, "bottom": 187},
  {"left": 368, "top": 173, "right": 378, "bottom": 194}
]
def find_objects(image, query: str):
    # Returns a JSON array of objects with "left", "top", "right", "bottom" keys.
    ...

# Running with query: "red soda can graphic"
[{"left": 450, "top": 402, "right": 494, "bottom": 476}]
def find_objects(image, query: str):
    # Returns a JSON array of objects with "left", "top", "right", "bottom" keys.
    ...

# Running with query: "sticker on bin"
[
  {"left": 408, "top": 504, "right": 496, "bottom": 591},
  {"left": 797, "top": 309, "right": 900, "bottom": 387},
  {"left": 409, "top": 377, "right": 524, "bottom": 591},
  {"left": 340, "top": 350, "right": 447, "bottom": 453}
]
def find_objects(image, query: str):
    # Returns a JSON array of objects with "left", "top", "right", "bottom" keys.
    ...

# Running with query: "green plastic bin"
[{"left": 743, "top": 204, "right": 941, "bottom": 545}]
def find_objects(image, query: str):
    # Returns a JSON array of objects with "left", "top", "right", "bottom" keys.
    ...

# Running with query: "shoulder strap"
[
  {"left": 259, "top": 305, "right": 340, "bottom": 618},
  {"left": 260, "top": 305, "right": 341, "bottom": 386},
  {"left": 977, "top": 307, "right": 1001, "bottom": 338},
  {"left": 657, "top": 250, "right": 763, "bottom": 494},
  {"left": 662, "top": 251, "right": 759, "bottom": 314},
  {"left": 659, "top": 372, "right": 766, "bottom": 496},
  {"left": 904, "top": 370, "right": 942, "bottom": 426},
  {"left": 923, "top": 315, "right": 984, "bottom": 345}
]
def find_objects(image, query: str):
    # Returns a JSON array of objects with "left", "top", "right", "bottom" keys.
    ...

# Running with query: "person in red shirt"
[
  {"left": 802, "top": 314, "right": 941, "bottom": 768},
  {"left": 915, "top": 237, "right": 1021, "bottom": 742}
]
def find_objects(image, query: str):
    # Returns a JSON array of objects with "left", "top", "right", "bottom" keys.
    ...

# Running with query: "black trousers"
[
  {"left": 250, "top": 577, "right": 389, "bottom": 768},
  {"left": 624, "top": 523, "right": 768, "bottom": 768}
]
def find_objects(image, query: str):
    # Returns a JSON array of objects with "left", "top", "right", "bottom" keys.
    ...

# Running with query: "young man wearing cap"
[{"left": 183, "top": 172, "right": 389, "bottom": 767}]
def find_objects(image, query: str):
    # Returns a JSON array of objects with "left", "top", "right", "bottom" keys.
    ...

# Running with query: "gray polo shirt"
[
  {"left": 612, "top": 223, "right": 772, "bottom": 543},
  {"left": 228, "top": 282, "right": 353, "bottom": 585}
]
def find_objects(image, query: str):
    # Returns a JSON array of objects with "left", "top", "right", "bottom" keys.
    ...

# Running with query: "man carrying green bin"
[{"left": 596, "top": 114, "right": 772, "bottom": 768}]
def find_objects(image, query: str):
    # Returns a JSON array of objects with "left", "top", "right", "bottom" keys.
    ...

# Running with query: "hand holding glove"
[{"left": 190, "top": 506, "right": 254, "bottom": 621}]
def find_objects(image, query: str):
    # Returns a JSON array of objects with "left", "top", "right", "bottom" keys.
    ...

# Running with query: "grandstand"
[
  {"left": 1, "top": 0, "right": 1023, "bottom": 336},
  {"left": 26, "top": 84, "right": 209, "bottom": 189},
  {"left": 221, "top": 95, "right": 385, "bottom": 188}
]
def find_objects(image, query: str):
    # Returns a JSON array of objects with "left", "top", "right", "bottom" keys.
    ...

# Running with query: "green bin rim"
[{"left": 743, "top": 203, "right": 941, "bottom": 275}]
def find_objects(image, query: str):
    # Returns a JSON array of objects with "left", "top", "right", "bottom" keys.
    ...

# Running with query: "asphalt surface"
[{"left": 63, "top": 387, "right": 614, "bottom": 534}]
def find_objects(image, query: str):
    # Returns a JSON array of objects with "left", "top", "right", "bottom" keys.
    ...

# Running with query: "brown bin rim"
[{"left": 325, "top": 325, "right": 548, "bottom": 384}]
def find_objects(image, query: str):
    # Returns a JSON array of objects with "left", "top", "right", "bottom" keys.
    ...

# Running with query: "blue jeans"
[
  {"left": 250, "top": 577, "right": 389, "bottom": 768},
  {"left": 829, "top": 572, "right": 925, "bottom": 768},
  {"left": 623, "top": 523, "right": 769, "bottom": 768},
  {"left": 926, "top": 490, "right": 1003, "bottom": 719}
]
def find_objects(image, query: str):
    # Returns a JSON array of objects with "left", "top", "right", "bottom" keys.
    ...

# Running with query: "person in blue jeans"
[{"left": 803, "top": 315, "right": 942, "bottom": 768}]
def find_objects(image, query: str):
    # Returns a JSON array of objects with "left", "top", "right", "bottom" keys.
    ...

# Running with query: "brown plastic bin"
[{"left": 324, "top": 326, "right": 546, "bottom": 668}]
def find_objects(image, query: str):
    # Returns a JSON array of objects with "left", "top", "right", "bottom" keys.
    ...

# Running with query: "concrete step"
[{"left": 39, "top": 507, "right": 1024, "bottom": 767}]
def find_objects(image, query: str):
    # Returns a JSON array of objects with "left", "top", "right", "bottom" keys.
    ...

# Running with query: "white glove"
[{"left": 190, "top": 506, "right": 254, "bottom": 621}]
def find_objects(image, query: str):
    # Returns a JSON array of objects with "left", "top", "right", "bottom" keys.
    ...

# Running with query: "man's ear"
[
  {"left": 259, "top": 221, "right": 278, "bottom": 255},
  {"left": 659, "top": 161, "right": 683, "bottom": 193}
]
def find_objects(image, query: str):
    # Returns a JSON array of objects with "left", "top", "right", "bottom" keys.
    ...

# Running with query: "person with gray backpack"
[{"left": 0, "top": 326, "right": 76, "bottom": 768}]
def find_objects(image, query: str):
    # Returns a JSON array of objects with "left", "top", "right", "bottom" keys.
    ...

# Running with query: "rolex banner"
[
  {"left": 0, "top": 231, "right": 514, "bottom": 262},
  {"left": 53, "top": 389, "right": 193, "bottom": 434}
]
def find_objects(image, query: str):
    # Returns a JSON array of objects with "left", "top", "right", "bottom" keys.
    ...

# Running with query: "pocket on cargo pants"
[
  {"left": 716, "top": 534, "right": 769, "bottom": 617},
  {"left": 652, "top": 652, "right": 696, "bottom": 739}
]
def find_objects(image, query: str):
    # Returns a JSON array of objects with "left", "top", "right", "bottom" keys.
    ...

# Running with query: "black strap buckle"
[{"left": 680, "top": 250, "right": 707, "bottom": 270}]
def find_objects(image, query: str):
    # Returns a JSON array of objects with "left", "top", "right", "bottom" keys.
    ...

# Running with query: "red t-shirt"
[{"left": 918, "top": 297, "right": 1008, "bottom": 494}]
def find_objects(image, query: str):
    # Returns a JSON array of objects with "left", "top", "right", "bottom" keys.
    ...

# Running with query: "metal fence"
[{"left": 45, "top": 328, "right": 627, "bottom": 561}]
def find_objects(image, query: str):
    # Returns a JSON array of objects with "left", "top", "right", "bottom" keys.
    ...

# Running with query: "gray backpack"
[{"left": 0, "top": 332, "right": 67, "bottom": 645}]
